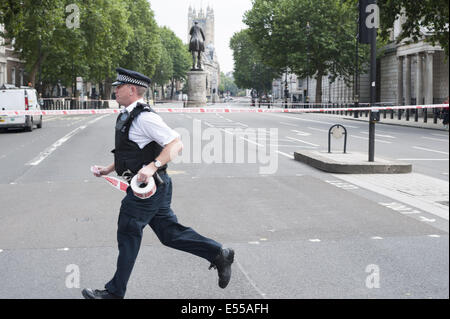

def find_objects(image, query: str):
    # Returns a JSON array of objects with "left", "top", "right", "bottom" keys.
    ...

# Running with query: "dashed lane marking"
[
  {"left": 326, "top": 180, "right": 359, "bottom": 190},
  {"left": 27, "top": 115, "right": 110, "bottom": 166},
  {"left": 276, "top": 151, "right": 294, "bottom": 159},
  {"left": 350, "top": 135, "right": 392, "bottom": 144},
  {"left": 285, "top": 136, "right": 320, "bottom": 147},
  {"left": 421, "top": 137, "right": 448, "bottom": 142},
  {"left": 413, "top": 146, "right": 449, "bottom": 155},
  {"left": 360, "top": 131, "right": 396, "bottom": 139}
]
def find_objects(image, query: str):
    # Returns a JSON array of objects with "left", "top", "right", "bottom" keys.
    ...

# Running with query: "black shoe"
[
  {"left": 209, "top": 248, "right": 235, "bottom": 289},
  {"left": 82, "top": 288, "right": 123, "bottom": 299}
]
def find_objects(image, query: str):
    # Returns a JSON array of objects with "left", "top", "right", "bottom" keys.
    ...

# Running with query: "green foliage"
[
  {"left": 219, "top": 72, "right": 239, "bottom": 96},
  {"left": 244, "top": 0, "right": 369, "bottom": 101},
  {"left": 159, "top": 27, "right": 191, "bottom": 82},
  {"left": 378, "top": 0, "right": 449, "bottom": 56},
  {"left": 229, "top": 29, "right": 279, "bottom": 95},
  {"left": 153, "top": 45, "right": 173, "bottom": 86},
  {"left": 0, "top": 0, "right": 163, "bottom": 96},
  {"left": 119, "top": 0, "right": 161, "bottom": 79}
]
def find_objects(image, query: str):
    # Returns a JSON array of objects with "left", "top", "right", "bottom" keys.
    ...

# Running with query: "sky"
[{"left": 149, "top": 0, "right": 253, "bottom": 74}]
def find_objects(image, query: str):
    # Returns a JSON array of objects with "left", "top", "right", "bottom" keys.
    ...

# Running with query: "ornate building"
[{"left": 188, "top": 5, "right": 220, "bottom": 102}]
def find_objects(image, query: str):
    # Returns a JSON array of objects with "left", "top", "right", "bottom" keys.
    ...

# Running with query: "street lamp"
[
  {"left": 306, "top": 21, "right": 311, "bottom": 107},
  {"left": 284, "top": 67, "right": 289, "bottom": 109}
]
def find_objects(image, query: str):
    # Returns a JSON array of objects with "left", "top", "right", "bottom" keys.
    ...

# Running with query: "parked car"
[{"left": 0, "top": 86, "right": 43, "bottom": 132}]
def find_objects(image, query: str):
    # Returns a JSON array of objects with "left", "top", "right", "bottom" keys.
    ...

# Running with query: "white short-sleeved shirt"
[{"left": 123, "top": 99, "right": 180, "bottom": 149}]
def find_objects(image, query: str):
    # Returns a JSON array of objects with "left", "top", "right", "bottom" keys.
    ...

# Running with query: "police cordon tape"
[
  {"left": 91, "top": 166, "right": 156, "bottom": 199},
  {"left": 1, "top": 104, "right": 448, "bottom": 116}
]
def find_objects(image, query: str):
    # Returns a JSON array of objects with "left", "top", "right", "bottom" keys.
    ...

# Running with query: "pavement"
[
  {"left": 294, "top": 150, "right": 412, "bottom": 174},
  {"left": 319, "top": 112, "right": 449, "bottom": 131}
]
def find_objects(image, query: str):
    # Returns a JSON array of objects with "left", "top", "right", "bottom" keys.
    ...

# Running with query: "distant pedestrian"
[
  {"left": 442, "top": 97, "right": 449, "bottom": 128},
  {"left": 82, "top": 67, "right": 235, "bottom": 299}
]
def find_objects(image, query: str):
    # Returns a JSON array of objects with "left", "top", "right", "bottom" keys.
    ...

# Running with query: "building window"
[
  {"left": 11, "top": 67, "right": 15, "bottom": 86},
  {"left": 298, "top": 79, "right": 303, "bottom": 88},
  {"left": 0, "top": 64, "right": 5, "bottom": 85}
]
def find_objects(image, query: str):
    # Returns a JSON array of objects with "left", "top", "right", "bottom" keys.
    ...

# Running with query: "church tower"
[{"left": 188, "top": 4, "right": 215, "bottom": 47}]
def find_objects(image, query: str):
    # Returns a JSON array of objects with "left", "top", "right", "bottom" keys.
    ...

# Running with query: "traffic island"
[{"left": 294, "top": 150, "right": 412, "bottom": 174}]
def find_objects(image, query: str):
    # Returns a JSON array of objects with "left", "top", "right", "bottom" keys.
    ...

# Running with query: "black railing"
[{"left": 41, "top": 98, "right": 110, "bottom": 110}]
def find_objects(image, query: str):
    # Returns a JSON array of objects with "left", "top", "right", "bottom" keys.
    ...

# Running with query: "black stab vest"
[{"left": 113, "top": 103, "right": 168, "bottom": 177}]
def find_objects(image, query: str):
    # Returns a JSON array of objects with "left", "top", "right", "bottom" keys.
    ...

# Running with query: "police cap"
[{"left": 112, "top": 67, "right": 151, "bottom": 88}]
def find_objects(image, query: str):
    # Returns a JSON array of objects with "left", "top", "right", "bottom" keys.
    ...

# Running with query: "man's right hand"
[{"left": 91, "top": 165, "right": 114, "bottom": 177}]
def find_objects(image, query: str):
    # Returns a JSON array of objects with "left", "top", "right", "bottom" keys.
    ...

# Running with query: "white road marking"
[
  {"left": 309, "top": 239, "right": 321, "bottom": 242},
  {"left": 235, "top": 259, "right": 267, "bottom": 299},
  {"left": 413, "top": 146, "right": 449, "bottom": 155},
  {"left": 421, "top": 136, "right": 448, "bottom": 142},
  {"left": 0, "top": 249, "right": 3, "bottom": 253},
  {"left": 275, "top": 145, "right": 317, "bottom": 148},
  {"left": 280, "top": 122, "right": 298, "bottom": 127},
  {"left": 326, "top": 180, "right": 359, "bottom": 190},
  {"left": 371, "top": 237, "right": 384, "bottom": 240},
  {"left": 360, "top": 132, "right": 396, "bottom": 139},
  {"left": 397, "top": 158, "right": 448, "bottom": 161},
  {"left": 240, "top": 137, "right": 264, "bottom": 147},
  {"left": 308, "top": 127, "right": 329, "bottom": 133},
  {"left": 265, "top": 113, "right": 360, "bottom": 128},
  {"left": 431, "top": 133, "right": 448, "bottom": 138},
  {"left": 291, "top": 130, "right": 312, "bottom": 136},
  {"left": 419, "top": 216, "right": 436, "bottom": 223},
  {"left": 286, "top": 136, "right": 320, "bottom": 147},
  {"left": 336, "top": 174, "right": 449, "bottom": 220},
  {"left": 350, "top": 135, "right": 392, "bottom": 144},
  {"left": 276, "top": 151, "right": 294, "bottom": 159},
  {"left": 428, "top": 235, "right": 441, "bottom": 238},
  {"left": 57, "top": 248, "right": 70, "bottom": 251},
  {"left": 248, "top": 241, "right": 260, "bottom": 245},
  {"left": 27, "top": 115, "right": 110, "bottom": 166}
]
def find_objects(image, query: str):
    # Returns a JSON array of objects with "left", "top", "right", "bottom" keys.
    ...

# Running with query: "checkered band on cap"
[{"left": 117, "top": 74, "right": 149, "bottom": 88}]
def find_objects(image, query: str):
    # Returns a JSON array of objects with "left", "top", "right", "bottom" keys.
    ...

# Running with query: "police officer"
[{"left": 82, "top": 68, "right": 234, "bottom": 299}]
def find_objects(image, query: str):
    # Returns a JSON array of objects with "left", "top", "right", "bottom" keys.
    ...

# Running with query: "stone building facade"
[
  {"left": 273, "top": 16, "right": 449, "bottom": 106},
  {"left": 188, "top": 5, "right": 220, "bottom": 102},
  {"left": 0, "top": 24, "right": 27, "bottom": 88}
]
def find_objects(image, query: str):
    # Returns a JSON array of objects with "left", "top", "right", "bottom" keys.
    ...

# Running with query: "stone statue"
[{"left": 189, "top": 22, "right": 205, "bottom": 70}]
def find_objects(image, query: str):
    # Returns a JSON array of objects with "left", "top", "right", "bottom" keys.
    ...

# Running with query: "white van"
[{"left": 0, "top": 86, "right": 43, "bottom": 131}]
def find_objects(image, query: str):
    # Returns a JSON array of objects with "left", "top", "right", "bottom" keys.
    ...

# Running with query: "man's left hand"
[{"left": 137, "top": 165, "right": 156, "bottom": 184}]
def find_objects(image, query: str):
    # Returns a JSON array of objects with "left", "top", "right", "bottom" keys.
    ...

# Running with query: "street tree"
[
  {"left": 229, "top": 29, "right": 279, "bottom": 97},
  {"left": 219, "top": 72, "right": 239, "bottom": 96},
  {"left": 244, "top": 0, "right": 368, "bottom": 103},
  {"left": 153, "top": 45, "right": 173, "bottom": 99},
  {"left": 120, "top": 0, "right": 161, "bottom": 79},
  {"left": 159, "top": 27, "right": 191, "bottom": 99},
  {"left": 378, "top": 0, "right": 449, "bottom": 56},
  {"left": 0, "top": 0, "right": 133, "bottom": 99}
]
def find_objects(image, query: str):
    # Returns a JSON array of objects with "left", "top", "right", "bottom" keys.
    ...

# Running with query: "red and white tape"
[
  {"left": 1, "top": 104, "right": 448, "bottom": 116},
  {"left": 91, "top": 166, "right": 156, "bottom": 199}
]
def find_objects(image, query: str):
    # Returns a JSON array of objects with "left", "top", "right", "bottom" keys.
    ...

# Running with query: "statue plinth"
[{"left": 187, "top": 71, "right": 207, "bottom": 107}]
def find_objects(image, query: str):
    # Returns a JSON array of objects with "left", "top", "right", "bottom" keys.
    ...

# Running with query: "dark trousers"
[{"left": 105, "top": 173, "right": 222, "bottom": 297}]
